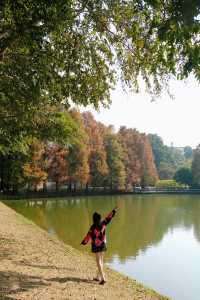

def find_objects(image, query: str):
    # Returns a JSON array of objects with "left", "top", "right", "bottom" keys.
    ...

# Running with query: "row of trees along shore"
[
  {"left": 0, "top": 110, "right": 158, "bottom": 193},
  {"left": 1, "top": 108, "right": 200, "bottom": 193}
]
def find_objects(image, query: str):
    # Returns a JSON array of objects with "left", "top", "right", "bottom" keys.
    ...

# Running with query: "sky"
[{"left": 81, "top": 75, "right": 200, "bottom": 149}]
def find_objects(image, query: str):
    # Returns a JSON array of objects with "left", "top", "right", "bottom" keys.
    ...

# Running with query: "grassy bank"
[{"left": 0, "top": 201, "right": 170, "bottom": 300}]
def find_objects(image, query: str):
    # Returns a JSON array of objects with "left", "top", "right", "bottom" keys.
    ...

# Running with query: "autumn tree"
[
  {"left": 46, "top": 145, "right": 68, "bottom": 192},
  {"left": 118, "top": 127, "right": 159, "bottom": 190},
  {"left": 104, "top": 128, "right": 126, "bottom": 190},
  {"left": 67, "top": 109, "right": 90, "bottom": 191},
  {"left": 140, "top": 135, "right": 158, "bottom": 186},
  {"left": 46, "top": 110, "right": 90, "bottom": 192},
  {"left": 118, "top": 127, "right": 142, "bottom": 190},
  {"left": 82, "top": 112, "right": 108, "bottom": 189},
  {"left": 23, "top": 138, "right": 47, "bottom": 191}
]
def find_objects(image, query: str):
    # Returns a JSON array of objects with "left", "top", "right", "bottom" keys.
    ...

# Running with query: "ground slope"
[{"left": 0, "top": 202, "right": 170, "bottom": 300}]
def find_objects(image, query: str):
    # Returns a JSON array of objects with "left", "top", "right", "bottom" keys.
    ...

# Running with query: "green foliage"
[
  {"left": 173, "top": 167, "right": 192, "bottom": 186},
  {"left": 67, "top": 110, "right": 90, "bottom": 188},
  {"left": 148, "top": 134, "right": 164, "bottom": 169},
  {"left": 2, "top": 0, "right": 199, "bottom": 101},
  {"left": 149, "top": 134, "right": 186, "bottom": 179},
  {"left": 104, "top": 132, "right": 126, "bottom": 190},
  {"left": 0, "top": 153, "right": 26, "bottom": 192},
  {"left": 156, "top": 179, "right": 185, "bottom": 188},
  {"left": 1, "top": 0, "right": 200, "bottom": 154},
  {"left": 38, "top": 110, "right": 80, "bottom": 146},
  {"left": 158, "top": 162, "right": 176, "bottom": 180},
  {"left": 0, "top": 138, "right": 48, "bottom": 192},
  {"left": 192, "top": 145, "right": 200, "bottom": 187},
  {"left": 184, "top": 146, "right": 193, "bottom": 159},
  {"left": 0, "top": 106, "right": 79, "bottom": 155}
]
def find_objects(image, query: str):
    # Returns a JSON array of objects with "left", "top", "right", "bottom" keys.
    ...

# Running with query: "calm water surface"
[{"left": 5, "top": 194, "right": 200, "bottom": 300}]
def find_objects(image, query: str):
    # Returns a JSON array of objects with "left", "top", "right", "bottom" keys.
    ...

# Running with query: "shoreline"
[
  {"left": 0, "top": 201, "right": 170, "bottom": 300},
  {"left": 1, "top": 188, "right": 200, "bottom": 201}
]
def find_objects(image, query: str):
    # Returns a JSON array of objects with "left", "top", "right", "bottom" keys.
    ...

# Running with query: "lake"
[{"left": 4, "top": 194, "right": 200, "bottom": 300}]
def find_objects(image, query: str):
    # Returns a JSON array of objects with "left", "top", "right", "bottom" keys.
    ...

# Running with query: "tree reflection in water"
[{"left": 5, "top": 195, "right": 200, "bottom": 262}]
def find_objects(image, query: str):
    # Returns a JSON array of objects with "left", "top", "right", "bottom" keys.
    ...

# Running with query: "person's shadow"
[
  {"left": 0, "top": 270, "right": 49, "bottom": 298},
  {"left": 0, "top": 235, "right": 95, "bottom": 300},
  {"left": 0, "top": 270, "right": 95, "bottom": 299}
]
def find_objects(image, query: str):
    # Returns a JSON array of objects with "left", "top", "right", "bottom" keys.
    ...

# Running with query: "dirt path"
[{"left": 0, "top": 202, "right": 170, "bottom": 300}]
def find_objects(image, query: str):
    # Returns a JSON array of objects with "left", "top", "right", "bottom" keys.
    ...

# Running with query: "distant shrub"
[{"left": 155, "top": 180, "right": 185, "bottom": 188}]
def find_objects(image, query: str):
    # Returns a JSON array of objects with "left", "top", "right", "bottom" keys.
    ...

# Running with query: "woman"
[{"left": 81, "top": 206, "right": 118, "bottom": 285}]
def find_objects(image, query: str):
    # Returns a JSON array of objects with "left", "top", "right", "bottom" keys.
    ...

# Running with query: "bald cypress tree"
[{"left": 104, "top": 130, "right": 126, "bottom": 190}]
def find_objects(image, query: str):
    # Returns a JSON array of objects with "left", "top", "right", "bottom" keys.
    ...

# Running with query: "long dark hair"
[{"left": 93, "top": 212, "right": 101, "bottom": 226}]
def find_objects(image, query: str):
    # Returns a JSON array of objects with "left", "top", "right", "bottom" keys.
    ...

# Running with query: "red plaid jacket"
[{"left": 81, "top": 209, "right": 116, "bottom": 247}]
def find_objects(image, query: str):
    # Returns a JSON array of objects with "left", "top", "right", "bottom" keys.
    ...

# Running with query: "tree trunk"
[
  {"left": 55, "top": 181, "right": 59, "bottom": 192},
  {"left": 68, "top": 181, "right": 72, "bottom": 192},
  {"left": 12, "top": 184, "right": 18, "bottom": 194},
  {"left": 110, "top": 180, "right": 113, "bottom": 191},
  {"left": 43, "top": 181, "right": 47, "bottom": 192},
  {"left": 85, "top": 182, "right": 89, "bottom": 193},
  {"left": 34, "top": 184, "right": 37, "bottom": 192}
]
